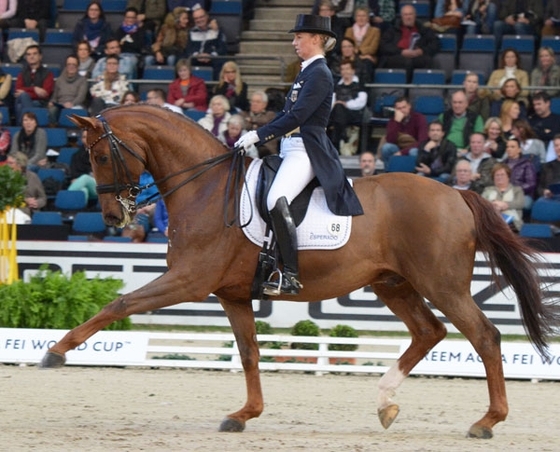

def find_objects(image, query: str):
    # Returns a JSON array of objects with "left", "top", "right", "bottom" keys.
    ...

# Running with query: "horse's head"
[{"left": 70, "top": 113, "right": 148, "bottom": 227}]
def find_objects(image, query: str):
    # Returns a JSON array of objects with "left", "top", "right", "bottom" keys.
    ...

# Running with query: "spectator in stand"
[
  {"left": 463, "top": 72, "right": 490, "bottom": 122},
  {"left": 9, "top": 111, "right": 47, "bottom": 171},
  {"left": 370, "top": 0, "right": 396, "bottom": 32},
  {"left": 462, "top": 132, "right": 496, "bottom": 189},
  {"left": 380, "top": 96, "right": 428, "bottom": 166},
  {"left": 415, "top": 120, "right": 457, "bottom": 183},
  {"left": 359, "top": 150, "right": 377, "bottom": 177},
  {"left": 511, "top": 118, "right": 546, "bottom": 166},
  {"left": 489, "top": 78, "right": 528, "bottom": 119},
  {"left": 503, "top": 137, "right": 537, "bottom": 210},
  {"left": 542, "top": 1, "right": 560, "bottom": 37},
  {"left": 448, "top": 159, "right": 484, "bottom": 194},
  {"left": 0, "top": 66, "right": 12, "bottom": 111},
  {"left": 198, "top": 94, "right": 231, "bottom": 142},
  {"left": 463, "top": 0, "right": 498, "bottom": 35},
  {"left": 439, "top": 90, "right": 484, "bottom": 155},
  {"left": 499, "top": 99, "right": 521, "bottom": 137},
  {"left": 222, "top": 114, "right": 258, "bottom": 158},
  {"left": 537, "top": 135, "right": 560, "bottom": 198},
  {"left": 91, "top": 38, "right": 139, "bottom": 81},
  {"left": 344, "top": 7, "right": 380, "bottom": 67},
  {"left": 0, "top": 111, "right": 10, "bottom": 164},
  {"left": 47, "top": 54, "right": 88, "bottom": 126},
  {"left": 330, "top": 36, "right": 374, "bottom": 84},
  {"left": 121, "top": 90, "right": 140, "bottom": 105},
  {"left": 126, "top": 0, "right": 167, "bottom": 43},
  {"left": 213, "top": 61, "right": 249, "bottom": 113},
  {"left": 14, "top": 45, "right": 54, "bottom": 125},
  {"left": 483, "top": 116, "right": 507, "bottom": 160},
  {"left": 328, "top": 58, "right": 368, "bottom": 152},
  {"left": 241, "top": 90, "right": 278, "bottom": 157},
  {"left": 494, "top": 0, "right": 543, "bottom": 50},
  {"left": 167, "top": 58, "right": 208, "bottom": 112},
  {"left": 482, "top": 163, "right": 525, "bottom": 232},
  {"left": 530, "top": 47, "right": 560, "bottom": 98},
  {"left": 67, "top": 129, "right": 97, "bottom": 203},
  {"left": 0, "top": 0, "right": 50, "bottom": 42},
  {"left": 425, "top": 0, "right": 466, "bottom": 34},
  {"left": 317, "top": 0, "right": 348, "bottom": 64},
  {"left": 6, "top": 151, "right": 46, "bottom": 216},
  {"left": 146, "top": 88, "right": 184, "bottom": 114},
  {"left": 529, "top": 92, "right": 560, "bottom": 151},
  {"left": 0, "top": 1, "right": 16, "bottom": 59},
  {"left": 72, "top": 1, "right": 113, "bottom": 60},
  {"left": 114, "top": 7, "right": 148, "bottom": 73},
  {"left": 184, "top": 6, "right": 228, "bottom": 79},
  {"left": 487, "top": 49, "right": 529, "bottom": 104},
  {"left": 146, "top": 7, "right": 190, "bottom": 67},
  {"left": 379, "top": 4, "right": 440, "bottom": 82},
  {"left": 89, "top": 55, "right": 131, "bottom": 116},
  {"left": 76, "top": 40, "right": 96, "bottom": 79}
]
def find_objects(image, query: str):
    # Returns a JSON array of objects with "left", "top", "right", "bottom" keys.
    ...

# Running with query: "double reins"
[{"left": 87, "top": 115, "right": 252, "bottom": 228}]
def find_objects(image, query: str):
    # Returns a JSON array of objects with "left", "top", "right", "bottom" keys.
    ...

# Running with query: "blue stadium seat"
[
  {"left": 530, "top": 199, "right": 560, "bottom": 223},
  {"left": 57, "top": 147, "right": 79, "bottom": 166},
  {"left": 43, "top": 64, "right": 61, "bottom": 78},
  {"left": 72, "top": 212, "right": 107, "bottom": 234},
  {"left": 450, "top": 70, "right": 485, "bottom": 86},
  {"left": 434, "top": 34, "right": 457, "bottom": 81},
  {"left": 100, "top": 0, "right": 127, "bottom": 12},
  {"left": 0, "top": 63, "right": 23, "bottom": 77},
  {"left": 37, "top": 168, "right": 66, "bottom": 184},
  {"left": 192, "top": 66, "right": 214, "bottom": 81},
  {"left": 409, "top": 69, "right": 446, "bottom": 101},
  {"left": 458, "top": 35, "right": 496, "bottom": 80},
  {"left": 54, "top": 190, "right": 87, "bottom": 211},
  {"left": 551, "top": 97, "right": 560, "bottom": 115},
  {"left": 211, "top": 0, "right": 242, "bottom": 14},
  {"left": 386, "top": 155, "right": 417, "bottom": 173},
  {"left": 62, "top": 0, "right": 89, "bottom": 9},
  {"left": 143, "top": 65, "right": 175, "bottom": 80},
  {"left": 184, "top": 110, "right": 205, "bottom": 121},
  {"left": 46, "top": 128, "right": 69, "bottom": 148},
  {"left": 7, "top": 28, "right": 39, "bottom": 41},
  {"left": 31, "top": 211, "right": 63, "bottom": 226},
  {"left": 519, "top": 223, "right": 553, "bottom": 238},
  {"left": 372, "top": 69, "right": 407, "bottom": 101},
  {"left": 44, "top": 29, "right": 73, "bottom": 45},
  {"left": 414, "top": 96, "right": 445, "bottom": 122},
  {"left": 103, "top": 236, "right": 133, "bottom": 242}
]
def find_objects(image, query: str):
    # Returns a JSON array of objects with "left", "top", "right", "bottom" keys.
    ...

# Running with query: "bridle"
[{"left": 87, "top": 115, "right": 251, "bottom": 227}]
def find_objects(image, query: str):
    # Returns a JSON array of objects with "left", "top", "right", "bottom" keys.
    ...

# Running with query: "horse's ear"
[{"left": 68, "top": 114, "right": 102, "bottom": 130}]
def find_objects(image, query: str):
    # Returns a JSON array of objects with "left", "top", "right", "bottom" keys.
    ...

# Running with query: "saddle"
[
  {"left": 254, "top": 155, "right": 319, "bottom": 228},
  {"left": 251, "top": 155, "right": 319, "bottom": 299}
]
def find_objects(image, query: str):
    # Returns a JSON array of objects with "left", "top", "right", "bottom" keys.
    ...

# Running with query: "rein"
[{"left": 88, "top": 115, "right": 252, "bottom": 228}]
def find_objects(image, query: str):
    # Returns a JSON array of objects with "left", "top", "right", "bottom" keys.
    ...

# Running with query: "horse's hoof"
[
  {"left": 378, "top": 404, "right": 400, "bottom": 429},
  {"left": 39, "top": 352, "right": 66, "bottom": 369},
  {"left": 467, "top": 424, "right": 493, "bottom": 439},
  {"left": 219, "top": 417, "right": 245, "bottom": 432}
]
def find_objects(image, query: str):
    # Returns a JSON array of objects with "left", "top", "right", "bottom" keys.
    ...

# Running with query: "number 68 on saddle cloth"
[{"left": 240, "top": 159, "right": 353, "bottom": 250}]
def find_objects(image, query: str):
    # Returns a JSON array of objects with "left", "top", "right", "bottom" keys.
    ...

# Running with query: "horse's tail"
[{"left": 459, "top": 190, "right": 560, "bottom": 357}]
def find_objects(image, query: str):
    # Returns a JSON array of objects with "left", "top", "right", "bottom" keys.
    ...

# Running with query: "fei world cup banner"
[{"left": 15, "top": 241, "right": 560, "bottom": 334}]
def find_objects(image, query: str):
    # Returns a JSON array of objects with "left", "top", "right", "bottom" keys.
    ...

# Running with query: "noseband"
[{"left": 87, "top": 115, "right": 249, "bottom": 226}]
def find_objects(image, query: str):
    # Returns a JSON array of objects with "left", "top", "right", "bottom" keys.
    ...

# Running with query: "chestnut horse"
[{"left": 40, "top": 105, "right": 559, "bottom": 439}]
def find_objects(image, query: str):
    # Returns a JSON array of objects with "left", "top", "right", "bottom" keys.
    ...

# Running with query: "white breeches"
[{"left": 267, "top": 137, "right": 315, "bottom": 211}]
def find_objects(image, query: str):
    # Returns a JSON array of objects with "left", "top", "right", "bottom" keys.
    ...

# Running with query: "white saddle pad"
[{"left": 240, "top": 159, "right": 352, "bottom": 250}]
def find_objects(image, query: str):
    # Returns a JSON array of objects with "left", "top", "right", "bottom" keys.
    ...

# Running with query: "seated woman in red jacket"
[{"left": 166, "top": 59, "right": 208, "bottom": 112}]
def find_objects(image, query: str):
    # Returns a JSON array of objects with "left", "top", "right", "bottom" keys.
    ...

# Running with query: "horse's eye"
[{"left": 96, "top": 155, "right": 109, "bottom": 165}]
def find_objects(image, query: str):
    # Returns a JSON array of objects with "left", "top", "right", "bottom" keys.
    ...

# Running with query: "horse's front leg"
[
  {"left": 40, "top": 271, "right": 206, "bottom": 368},
  {"left": 218, "top": 298, "right": 263, "bottom": 432}
]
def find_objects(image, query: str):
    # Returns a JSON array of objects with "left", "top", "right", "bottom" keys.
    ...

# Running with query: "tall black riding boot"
[{"left": 262, "top": 196, "right": 303, "bottom": 296}]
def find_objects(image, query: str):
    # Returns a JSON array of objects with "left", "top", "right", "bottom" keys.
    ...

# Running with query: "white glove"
[{"left": 234, "top": 130, "right": 259, "bottom": 153}]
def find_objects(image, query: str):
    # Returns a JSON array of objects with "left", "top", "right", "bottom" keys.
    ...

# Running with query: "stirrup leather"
[{"left": 262, "top": 269, "right": 303, "bottom": 296}]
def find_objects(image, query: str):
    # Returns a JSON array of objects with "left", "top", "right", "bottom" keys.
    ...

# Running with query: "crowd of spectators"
[{"left": 2, "top": 0, "right": 560, "bottom": 237}]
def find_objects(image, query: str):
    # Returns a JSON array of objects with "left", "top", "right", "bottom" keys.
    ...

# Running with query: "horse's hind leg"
[
  {"left": 431, "top": 293, "right": 507, "bottom": 439},
  {"left": 218, "top": 298, "right": 263, "bottom": 433},
  {"left": 373, "top": 282, "right": 447, "bottom": 430}
]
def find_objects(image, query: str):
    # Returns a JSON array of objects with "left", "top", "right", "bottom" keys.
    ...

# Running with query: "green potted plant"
[
  {"left": 328, "top": 324, "right": 359, "bottom": 364},
  {"left": 273, "top": 320, "right": 320, "bottom": 363}
]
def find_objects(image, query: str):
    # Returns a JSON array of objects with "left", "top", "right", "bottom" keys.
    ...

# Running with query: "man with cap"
[{"left": 235, "top": 14, "right": 364, "bottom": 296}]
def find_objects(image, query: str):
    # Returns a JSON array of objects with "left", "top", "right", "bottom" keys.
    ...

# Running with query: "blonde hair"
[{"left": 217, "top": 61, "right": 243, "bottom": 95}]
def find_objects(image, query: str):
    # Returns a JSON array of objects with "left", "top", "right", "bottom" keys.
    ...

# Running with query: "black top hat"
[{"left": 288, "top": 14, "right": 336, "bottom": 38}]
